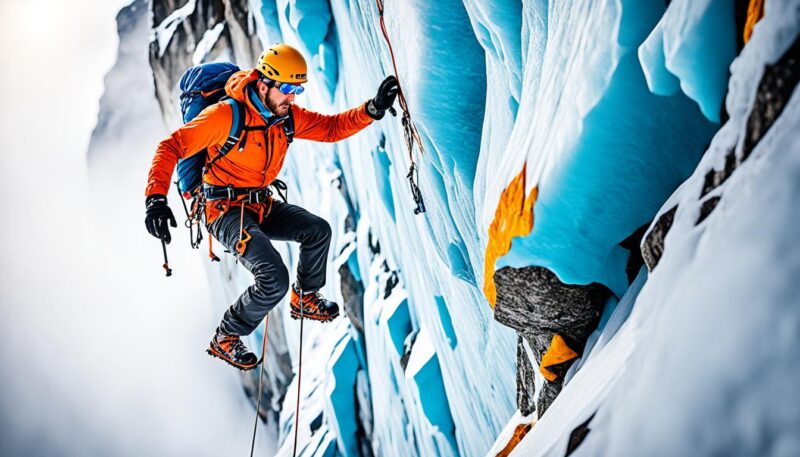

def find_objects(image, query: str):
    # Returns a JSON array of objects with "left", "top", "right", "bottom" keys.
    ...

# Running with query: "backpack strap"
[
  {"left": 206, "top": 98, "right": 246, "bottom": 170},
  {"left": 283, "top": 111, "right": 294, "bottom": 144}
]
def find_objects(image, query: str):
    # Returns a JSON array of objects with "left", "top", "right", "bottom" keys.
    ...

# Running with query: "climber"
[{"left": 144, "top": 43, "right": 399, "bottom": 370}]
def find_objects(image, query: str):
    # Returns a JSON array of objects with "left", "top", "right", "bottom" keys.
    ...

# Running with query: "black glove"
[
  {"left": 145, "top": 194, "right": 177, "bottom": 244},
  {"left": 366, "top": 75, "right": 399, "bottom": 120}
]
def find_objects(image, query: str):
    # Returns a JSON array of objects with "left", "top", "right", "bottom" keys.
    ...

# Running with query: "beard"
[{"left": 265, "top": 95, "right": 291, "bottom": 117}]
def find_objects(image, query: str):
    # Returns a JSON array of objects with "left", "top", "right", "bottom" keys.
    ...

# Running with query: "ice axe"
[{"left": 161, "top": 238, "right": 173, "bottom": 277}]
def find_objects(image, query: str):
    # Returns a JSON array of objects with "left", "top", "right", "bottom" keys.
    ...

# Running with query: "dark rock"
[
  {"left": 742, "top": 34, "right": 800, "bottom": 162},
  {"left": 494, "top": 266, "right": 609, "bottom": 416},
  {"left": 700, "top": 149, "right": 737, "bottom": 198},
  {"left": 384, "top": 271, "right": 399, "bottom": 299},
  {"left": 536, "top": 376, "right": 564, "bottom": 416},
  {"left": 696, "top": 196, "right": 721, "bottom": 225},
  {"left": 368, "top": 230, "right": 381, "bottom": 256},
  {"left": 565, "top": 413, "right": 596, "bottom": 456},
  {"left": 619, "top": 223, "right": 650, "bottom": 284},
  {"left": 692, "top": 36, "right": 799, "bottom": 229},
  {"left": 642, "top": 205, "right": 677, "bottom": 272},
  {"left": 355, "top": 371, "right": 375, "bottom": 457},
  {"left": 339, "top": 261, "right": 366, "bottom": 334},
  {"left": 516, "top": 336, "right": 537, "bottom": 416},
  {"left": 733, "top": 0, "right": 750, "bottom": 53},
  {"left": 494, "top": 266, "right": 609, "bottom": 349},
  {"left": 309, "top": 412, "right": 323, "bottom": 434},
  {"left": 149, "top": 0, "right": 261, "bottom": 124},
  {"left": 399, "top": 330, "right": 418, "bottom": 372}
]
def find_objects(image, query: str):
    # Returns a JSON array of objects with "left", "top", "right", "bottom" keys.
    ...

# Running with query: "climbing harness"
[
  {"left": 202, "top": 180, "right": 288, "bottom": 263},
  {"left": 249, "top": 314, "right": 270, "bottom": 457},
  {"left": 375, "top": 0, "right": 427, "bottom": 215},
  {"left": 293, "top": 290, "right": 306, "bottom": 457}
]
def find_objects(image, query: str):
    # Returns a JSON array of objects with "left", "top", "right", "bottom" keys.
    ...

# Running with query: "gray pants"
[{"left": 209, "top": 200, "right": 332, "bottom": 336}]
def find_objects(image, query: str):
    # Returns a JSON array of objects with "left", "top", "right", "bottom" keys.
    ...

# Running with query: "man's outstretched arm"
[{"left": 292, "top": 76, "right": 399, "bottom": 143}]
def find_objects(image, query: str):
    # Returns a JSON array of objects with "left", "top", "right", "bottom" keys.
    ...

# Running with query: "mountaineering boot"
[
  {"left": 206, "top": 327, "right": 259, "bottom": 371},
  {"left": 290, "top": 284, "right": 340, "bottom": 322}
]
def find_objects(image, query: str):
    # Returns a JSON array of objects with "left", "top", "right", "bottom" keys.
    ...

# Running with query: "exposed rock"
[
  {"left": 565, "top": 413, "right": 596, "bottom": 456},
  {"left": 355, "top": 370, "right": 375, "bottom": 457},
  {"left": 494, "top": 266, "right": 609, "bottom": 415},
  {"left": 742, "top": 34, "right": 800, "bottom": 162},
  {"left": 87, "top": 0, "right": 165, "bottom": 166},
  {"left": 221, "top": 0, "right": 261, "bottom": 65},
  {"left": 641, "top": 205, "right": 677, "bottom": 272},
  {"left": 536, "top": 376, "right": 565, "bottom": 417},
  {"left": 619, "top": 223, "right": 650, "bottom": 283},
  {"left": 384, "top": 271, "right": 399, "bottom": 299},
  {"left": 694, "top": 34, "right": 799, "bottom": 228},
  {"left": 700, "top": 149, "right": 737, "bottom": 198},
  {"left": 149, "top": 0, "right": 260, "bottom": 126},
  {"left": 697, "top": 196, "right": 721, "bottom": 225},
  {"left": 516, "top": 336, "right": 537, "bottom": 416},
  {"left": 339, "top": 260, "right": 366, "bottom": 334},
  {"left": 399, "top": 329, "right": 418, "bottom": 372}
]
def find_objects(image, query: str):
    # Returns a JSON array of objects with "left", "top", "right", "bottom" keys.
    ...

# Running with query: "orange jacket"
[{"left": 145, "top": 69, "right": 373, "bottom": 223}]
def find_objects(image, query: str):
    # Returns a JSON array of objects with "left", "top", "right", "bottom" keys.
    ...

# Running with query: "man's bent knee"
[
  {"left": 252, "top": 261, "right": 290, "bottom": 304},
  {"left": 310, "top": 217, "right": 331, "bottom": 240}
]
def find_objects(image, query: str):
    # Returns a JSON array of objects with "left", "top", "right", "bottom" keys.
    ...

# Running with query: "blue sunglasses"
[{"left": 275, "top": 81, "right": 305, "bottom": 95}]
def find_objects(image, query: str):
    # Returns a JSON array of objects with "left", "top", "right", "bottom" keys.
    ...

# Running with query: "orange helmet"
[{"left": 256, "top": 43, "right": 308, "bottom": 84}]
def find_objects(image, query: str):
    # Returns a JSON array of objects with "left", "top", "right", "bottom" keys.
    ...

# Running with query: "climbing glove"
[
  {"left": 145, "top": 194, "right": 177, "bottom": 244},
  {"left": 366, "top": 75, "right": 399, "bottom": 120}
]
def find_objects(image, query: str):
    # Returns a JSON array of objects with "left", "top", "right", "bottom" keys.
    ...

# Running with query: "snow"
[
  {"left": 192, "top": 22, "right": 225, "bottom": 65},
  {"left": 151, "top": 0, "right": 197, "bottom": 58}
]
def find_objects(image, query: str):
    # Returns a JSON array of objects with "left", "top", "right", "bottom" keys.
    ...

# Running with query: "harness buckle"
[{"left": 247, "top": 188, "right": 270, "bottom": 204}]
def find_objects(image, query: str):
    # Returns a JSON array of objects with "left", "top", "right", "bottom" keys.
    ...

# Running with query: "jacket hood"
[{"left": 225, "top": 69, "right": 260, "bottom": 102}]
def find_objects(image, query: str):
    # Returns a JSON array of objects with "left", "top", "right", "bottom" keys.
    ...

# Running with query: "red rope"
[
  {"left": 376, "top": 0, "right": 410, "bottom": 114},
  {"left": 375, "top": 0, "right": 427, "bottom": 214}
]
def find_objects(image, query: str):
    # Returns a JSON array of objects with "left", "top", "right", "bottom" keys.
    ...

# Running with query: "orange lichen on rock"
[
  {"left": 484, "top": 165, "right": 538, "bottom": 307},
  {"left": 540, "top": 333, "right": 579, "bottom": 382},
  {"left": 743, "top": 0, "right": 765, "bottom": 44},
  {"left": 495, "top": 421, "right": 535, "bottom": 457}
]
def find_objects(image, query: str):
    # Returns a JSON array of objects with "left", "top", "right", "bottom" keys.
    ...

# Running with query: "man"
[{"left": 144, "top": 43, "right": 399, "bottom": 370}]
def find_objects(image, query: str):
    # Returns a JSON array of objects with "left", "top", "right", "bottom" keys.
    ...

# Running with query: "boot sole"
[
  {"left": 206, "top": 346, "right": 260, "bottom": 371},
  {"left": 289, "top": 309, "right": 339, "bottom": 322}
]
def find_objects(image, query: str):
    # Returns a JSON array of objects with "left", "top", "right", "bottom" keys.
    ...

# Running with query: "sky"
[{"left": 0, "top": 1, "right": 274, "bottom": 454}]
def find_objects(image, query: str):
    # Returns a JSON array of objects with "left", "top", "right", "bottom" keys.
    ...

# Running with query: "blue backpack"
[
  {"left": 172, "top": 62, "right": 293, "bottom": 257},
  {"left": 174, "top": 62, "right": 246, "bottom": 197}
]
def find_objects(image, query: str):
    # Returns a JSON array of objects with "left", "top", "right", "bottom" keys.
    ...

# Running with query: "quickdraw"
[{"left": 375, "top": 0, "right": 427, "bottom": 215}]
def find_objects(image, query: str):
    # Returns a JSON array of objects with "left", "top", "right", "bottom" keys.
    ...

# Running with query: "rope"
[
  {"left": 235, "top": 202, "right": 246, "bottom": 264},
  {"left": 293, "top": 292, "right": 305, "bottom": 457},
  {"left": 375, "top": 0, "right": 427, "bottom": 214},
  {"left": 249, "top": 314, "right": 270, "bottom": 457}
]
